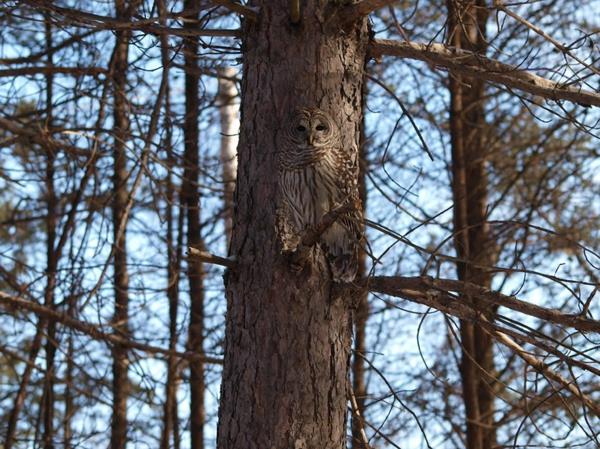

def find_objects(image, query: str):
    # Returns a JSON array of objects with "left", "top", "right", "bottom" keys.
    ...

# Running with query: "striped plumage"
[{"left": 278, "top": 108, "right": 361, "bottom": 282}]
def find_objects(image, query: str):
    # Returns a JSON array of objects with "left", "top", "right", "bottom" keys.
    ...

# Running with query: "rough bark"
[
  {"left": 110, "top": 1, "right": 133, "bottom": 447},
  {"left": 216, "top": 2, "right": 369, "bottom": 448},
  {"left": 446, "top": 2, "right": 496, "bottom": 448},
  {"left": 182, "top": 2, "right": 205, "bottom": 447}
]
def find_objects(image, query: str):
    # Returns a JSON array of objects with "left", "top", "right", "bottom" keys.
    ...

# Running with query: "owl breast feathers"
[{"left": 277, "top": 107, "right": 362, "bottom": 282}]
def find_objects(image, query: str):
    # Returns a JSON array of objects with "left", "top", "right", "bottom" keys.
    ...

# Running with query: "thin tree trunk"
[
  {"left": 351, "top": 245, "right": 369, "bottom": 449},
  {"left": 182, "top": 2, "right": 205, "bottom": 448},
  {"left": 4, "top": 328, "right": 44, "bottom": 449},
  {"left": 163, "top": 185, "right": 185, "bottom": 449},
  {"left": 218, "top": 66, "right": 239, "bottom": 243},
  {"left": 63, "top": 312, "right": 75, "bottom": 449},
  {"left": 42, "top": 10, "right": 58, "bottom": 449},
  {"left": 216, "top": 2, "right": 369, "bottom": 448},
  {"left": 172, "top": 211, "right": 184, "bottom": 449},
  {"left": 159, "top": 1, "right": 180, "bottom": 444},
  {"left": 110, "top": 1, "right": 133, "bottom": 447},
  {"left": 351, "top": 82, "right": 369, "bottom": 449},
  {"left": 446, "top": 2, "right": 496, "bottom": 448},
  {"left": 161, "top": 122, "right": 180, "bottom": 449},
  {"left": 4, "top": 13, "right": 58, "bottom": 449}
]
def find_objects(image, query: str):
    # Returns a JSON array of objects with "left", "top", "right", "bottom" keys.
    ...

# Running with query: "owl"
[{"left": 277, "top": 107, "right": 362, "bottom": 282}]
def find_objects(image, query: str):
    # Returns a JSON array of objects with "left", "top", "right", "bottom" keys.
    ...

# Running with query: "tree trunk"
[
  {"left": 446, "top": 2, "right": 496, "bottom": 448},
  {"left": 159, "top": 1, "right": 180, "bottom": 446},
  {"left": 351, "top": 84, "right": 369, "bottom": 449},
  {"left": 4, "top": 13, "right": 58, "bottom": 448},
  {"left": 4, "top": 328, "right": 44, "bottom": 449},
  {"left": 182, "top": 2, "right": 205, "bottom": 448},
  {"left": 216, "top": 2, "right": 369, "bottom": 448},
  {"left": 218, "top": 66, "right": 239, "bottom": 243},
  {"left": 63, "top": 305, "right": 75, "bottom": 449},
  {"left": 110, "top": 1, "right": 133, "bottom": 447},
  {"left": 42, "top": 10, "right": 57, "bottom": 449}
]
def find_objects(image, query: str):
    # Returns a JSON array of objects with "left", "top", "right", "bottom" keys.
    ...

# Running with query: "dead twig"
[{"left": 188, "top": 247, "right": 237, "bottom": 268}]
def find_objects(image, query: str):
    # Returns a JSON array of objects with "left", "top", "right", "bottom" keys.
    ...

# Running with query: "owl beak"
[{"left": 307, "top": 134, "right": 313, "bottom": 145}]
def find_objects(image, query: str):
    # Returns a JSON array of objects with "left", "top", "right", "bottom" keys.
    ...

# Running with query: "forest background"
[{"left": 1, "top": 1, "right": 599, "bottom": 448}]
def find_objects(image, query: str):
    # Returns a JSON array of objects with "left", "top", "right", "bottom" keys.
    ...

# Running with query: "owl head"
[{"left": 285, "top": 108, "right": 338, "bottom": 149}]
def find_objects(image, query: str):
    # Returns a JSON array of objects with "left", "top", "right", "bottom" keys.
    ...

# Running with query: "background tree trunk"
[
  {"left": 110, "top": 1, "right": 133, "bottom": 447},
  {"left": 351, "top": 83, "right": 369, "bottom": 449},
  {"left": 218, "top": 66, "right": 239, "bottom": 243},
  {"left": 63, "top": 299, "right": 75, "bottom": 449},
  {"left": 41, "top": 10, "right": 57, "bottom": 449},
  {"left": 216, "top": 2, "right": 369, "bottom": 448},
  {"left": 446, "top": 2, "right": 496, "bottom": 448},
  {"left": 4, "top": 329, "right": 44, "bottom": 449},
  {"left": 159, "top": 2, "right": 180, "bottom": 446},
  {"left": 182, "top": 2, "right": 205, "bottom": 448}
]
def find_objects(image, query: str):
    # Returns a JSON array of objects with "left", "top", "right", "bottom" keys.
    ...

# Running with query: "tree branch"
[
  {"left": 300, "top": 201, "right": 354, "bottom": 247},
  {"left": 494, "top": 0, "right": 600, "bottom": 77},
  {"left": 491, "top": 329, "right": 600, "bottom": 418},
  {"left": 365, "top": 276, "right": 600, "bottom": 417},
  {"left": 369, "top": 39, "right": 600, "bottom": 107},
  {"left": 188, "top": 247, "right": 237, "bottom": 268},
  {"left": 188, "top": 203, "right": 355, "bottom": 270},
  {"left": 22, "top": 1, "right": 241, "bottom": 38},
  {"left": 211, "top": 0, "right": 258, "bottom": 20},
  {"left": 0, "top": 66, "right": 106, "bottom": 78},
  {"left": 367, "top": 275, "right": 600, "bottom": 334},
  {"left": 0, "top": 292, "right": 223, "bottom": 364},
  {"left": 0, "top": 117, "right": 91, "bottom": 158},
  {"left": 341, "top": 0, "right": 397, "bottom": 23},
  {"left": 0, "top": 31, "right": 96, "bottom": 65}
]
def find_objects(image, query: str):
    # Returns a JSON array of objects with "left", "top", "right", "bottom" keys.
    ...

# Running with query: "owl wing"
[{"left": 321, "top": 145, "right": 363, "bottom": 282}]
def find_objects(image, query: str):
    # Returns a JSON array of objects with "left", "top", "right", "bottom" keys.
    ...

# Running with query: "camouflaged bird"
[{"left": 277, "top": 107, "right": 362, "bottom": 282}]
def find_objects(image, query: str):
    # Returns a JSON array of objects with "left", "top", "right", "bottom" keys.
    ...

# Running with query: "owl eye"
[
  {"left": 315, "top": 124, "right": 327, "bottom": 131},
  {"left": 296, "top": 125, "right": 307, "bottom": 132}
]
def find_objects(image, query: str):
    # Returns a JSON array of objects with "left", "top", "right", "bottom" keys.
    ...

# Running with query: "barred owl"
[{"left": 277, "top": 107, "right": 362, "bottom": 282}]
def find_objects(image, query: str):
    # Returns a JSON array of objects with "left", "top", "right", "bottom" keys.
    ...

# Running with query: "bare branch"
[
  {"left": 494, "top": 0, "right": 600, "bottom": 77},
  {"left": 301, "top": 200, "right": 354, "bottom": 247},
  {"left": 0, "top": 31, "right": 96, "bottom": 65},
  {"left": 0, "top": 117, "right": 91, "bottom": 157},
  {"left": 0, "top": 291, "right": 223, "bottom": 364},
  {"left": 188, "top": 247, "right": 237, "bottom": 268},
  {"left": 367, "top": 276, "right": 600, "bottom": 334},
  {"left": 211, "top": 0, "right": 258, "bottom": 20},
  {"left": 22, "top": 1, "right": 241, "bottom": 38},
  {"left": 369, "top": 39, "right": 600, "bottom": 107},
  {"left": 365, "top": 276, "right": 600, "bottom": 417},
  {"left": 191, "top": 202, "right": 353, "bottom": 272},
  {"left": 0, "top": 66, "right": 106, "bottom": 78},
  {"left": 347, "top": 380, "right": 372, "bottom": 449},
  {"left": 341, "top": 0, "right": 398, "bottom": 23},
  {"left": 491, "top": 329, "right": 600, "bottom": 418}
]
